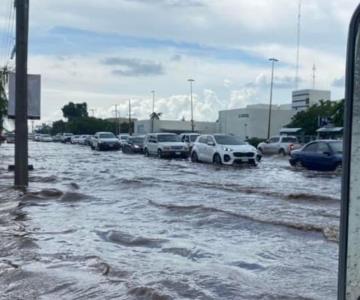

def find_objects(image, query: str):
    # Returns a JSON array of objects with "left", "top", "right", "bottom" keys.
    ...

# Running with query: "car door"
[
  {"left": 204, "top": 136, "right": 216, "bottom": 162},
  {"left": 315, "top": 142, "right": 334, "bottom": 171},
  {"left": 301, "top": 142, "right": 319, "bottom": 169},
  {"left": 268, "top": 137, "right": 280, "bottom": 154},
  {"left": 196, "top": 136, "right": 207, "bottom": 161},
  {"left": 149, "top": 135, "right": 157, "bottom": 155}
]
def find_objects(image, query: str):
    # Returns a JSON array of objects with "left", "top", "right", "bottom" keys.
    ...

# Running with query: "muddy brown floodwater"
[{"left": 0, "top": 141, "right": 340, "bottom": 299}]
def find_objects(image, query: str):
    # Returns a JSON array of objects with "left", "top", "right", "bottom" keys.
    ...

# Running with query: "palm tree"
[{"left": 149, "top": 112, "right": 162, "bottom": 120}]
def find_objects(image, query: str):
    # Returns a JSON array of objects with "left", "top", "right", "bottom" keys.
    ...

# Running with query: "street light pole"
[
  {"left": 188, "top": 79, "right": 195, "bottom": 132},
  {"left": 151, "top": 90, "right": 155, "bottom": 133},
  {"left": 267, "top": 58, "right": 278, "bottom": 140}
]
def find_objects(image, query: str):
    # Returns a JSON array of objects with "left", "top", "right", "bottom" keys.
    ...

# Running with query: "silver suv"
[
  {"left": 257, "top": 135, "right": 301, "bottom": 156},
  {"left": 144, "top": 133, "right": 189, "bottom": 158}
]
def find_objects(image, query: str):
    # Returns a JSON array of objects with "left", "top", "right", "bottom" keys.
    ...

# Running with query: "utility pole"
[
  {"left": 295, "top": 0, "right": 302, "bottom": 90},
  {"left": 14, "top": 0, "right": 29, "bottom": 188},
  {"left": 312, "top": 64, "right": 316, "bottom": 89},
  {"left": 267, "top": 58, "right": 278, "bottom": 140},
  {"left": 128, "top": 99, "right": 132, "bottom": 136},
  {"left": 151, "top": 90, "right": 155, "bottom": 133},
  {"left": 188, "top": 79, "right": 195, "bottom": 132},
  {"left": 114, "top": 104, "right": 120, "bottom": 135}
]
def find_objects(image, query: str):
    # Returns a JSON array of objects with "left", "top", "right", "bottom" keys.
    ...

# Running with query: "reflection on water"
[{"left": 0, "top": 142, "right": 340, "bottom": 299}]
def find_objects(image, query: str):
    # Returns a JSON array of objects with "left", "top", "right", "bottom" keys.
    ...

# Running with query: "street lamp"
[
  {"left": 267, "top": 58, "right": 279, "bottom": 140},
  {"left": 151, "top": 90, "right": 155, "bottom": 133},
  {"left": 188, "top": 79, "right": 195, "bottom": 132}
]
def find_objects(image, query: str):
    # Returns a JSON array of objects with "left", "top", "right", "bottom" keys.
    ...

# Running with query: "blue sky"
[{"left": 0, "top": 0, "right": 357, "bottom": 122}]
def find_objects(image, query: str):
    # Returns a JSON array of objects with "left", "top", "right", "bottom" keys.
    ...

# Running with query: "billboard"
[{"left": 7, "top": 72, "right": 41, "bottom": 119}]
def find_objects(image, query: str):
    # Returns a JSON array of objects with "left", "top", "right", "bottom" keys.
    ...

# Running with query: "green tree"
[
  {"left": 287, "top": 99, "right": 344, "bottom": 135},
  {"left": 35, "top": 123, "right": 52, "bottom": 134},
  {"left": 61, "top": 102, "right": 88, "bottom": 120},
  {"left": 51, "top": 120, "right": 67, "bottom": 135}
]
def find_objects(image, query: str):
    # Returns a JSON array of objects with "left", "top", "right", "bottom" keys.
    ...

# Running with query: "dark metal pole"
[
  {"left": 14, "top": 0, "right": 29, "bottom": 188},
  {"left": 188, "top": 79, "right": 195, "bottom": 132},
  {"left": 267, "top": 58, "right": 278, "bottom": 140},
  {"left": 151, "top": 90, "right": 155, "bottom": 133},
  {"left": 128, "top": 99, "right": 132, "bottom": 136}
]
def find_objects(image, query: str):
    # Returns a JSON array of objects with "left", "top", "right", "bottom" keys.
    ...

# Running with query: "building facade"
[
  {"left": 218, "top": 104, "right": 295, "bottom": 139},
  {"left": 292, "top": 89, "right": 331, "bottom": 111},
  {"left": 134, "top": 119, "right": 218, "bottom": 135}
]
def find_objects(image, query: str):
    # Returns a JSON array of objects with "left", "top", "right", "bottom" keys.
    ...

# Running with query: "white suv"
[
  {"left": 143, "top": 133, "right": 189, "bottom": 158},
  {"left": 257, "top": 135, "right": 301, "bottom": 156},
  {"left": 90, "top": 132, "right": 121, "bottom": 151},
  {"left": 191, "top": 134, "right": 260, "bottom": 166}
]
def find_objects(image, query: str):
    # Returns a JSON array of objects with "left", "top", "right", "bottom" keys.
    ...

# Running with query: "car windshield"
[
  {"left": 120, "top": 136, "right": 128, "bottom": 140},
  {"left": 329, "top": 141, "right": 343, "bottom": 153},
  {"left": 214, "top": 135, "right": 246, "bottom": 145},
  {"left": 282, "top": 137, "right": 298, "bottom": 143},
  {"left": 99, "top": 133, "right": 115, "bottom": 139},
  {"left": 129, "top": 137, "right": 144, "bottom": 144},
  {"left": 158, "top": 134, "right": 180, "bottom": 142},
  {"left": 190, "top": 135, "right": 200, "bottom": 142}
]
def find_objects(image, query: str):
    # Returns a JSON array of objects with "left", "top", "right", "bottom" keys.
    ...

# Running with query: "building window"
[{"left": 238, "top": 113, "right": 249, "bottom": 118}]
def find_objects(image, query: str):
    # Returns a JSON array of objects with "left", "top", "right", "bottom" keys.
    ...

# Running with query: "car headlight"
[
  {"left": 223, "top": 147, "right": 233, "bottom": 152},
  {"left": 134, "top": 145, "right": 139, "bottom": 148}
]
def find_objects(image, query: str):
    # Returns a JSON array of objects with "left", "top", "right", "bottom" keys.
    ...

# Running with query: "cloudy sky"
[{"left": 0, "top": 0, "right": 358, "bottom": 124}]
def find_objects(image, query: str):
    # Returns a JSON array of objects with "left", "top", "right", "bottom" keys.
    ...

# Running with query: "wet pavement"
[{"left": 0, "top": 141, "right": 340, "bottom": 299}]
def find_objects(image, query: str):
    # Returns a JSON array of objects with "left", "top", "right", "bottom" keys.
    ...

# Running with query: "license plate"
[{"left": 175, "top": 152, "right": 181, "bottom": 155}]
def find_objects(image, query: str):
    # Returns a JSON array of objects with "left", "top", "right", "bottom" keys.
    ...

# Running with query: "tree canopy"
[
  {"left": 62, "top": 102, "right": 88, "bottom": 120},
  {"left": 286, "top": 99, "right": 344, "bottom": 135}
]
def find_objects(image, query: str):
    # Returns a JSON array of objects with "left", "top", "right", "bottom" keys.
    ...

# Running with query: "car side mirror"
[
  {"left": 339, "top": 4, "right": 360, "bottom": 298},
  {"left": 207, "top": 141, "right": 215, "bottom": 146}
]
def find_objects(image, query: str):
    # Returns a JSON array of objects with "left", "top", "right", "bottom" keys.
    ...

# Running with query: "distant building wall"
[
  {"left": 218, "top": 104, "right": 295, "bottom": 139},
  {"left": 292, "top": 89, "right": 331, "bottom": 111},
  {"left": 134, "top": 120, "right": 218, "bottom": 135}
]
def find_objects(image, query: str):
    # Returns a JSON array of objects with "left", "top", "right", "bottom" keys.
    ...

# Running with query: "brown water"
[{"left": 0, "top": 142, "right": 340, "bottom": 299}]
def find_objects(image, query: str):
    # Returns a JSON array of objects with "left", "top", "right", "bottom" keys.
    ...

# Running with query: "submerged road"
[{"left": 0, "top": 142, "right": 340, "bottom": 299}]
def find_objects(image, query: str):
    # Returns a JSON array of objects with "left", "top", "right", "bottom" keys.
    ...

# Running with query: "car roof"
[
  {"left": 96, "top": 132, "right": 114, "bottom": 134},
  {"left": 152, "top": 132, "right": 177, "bottom": 136}
]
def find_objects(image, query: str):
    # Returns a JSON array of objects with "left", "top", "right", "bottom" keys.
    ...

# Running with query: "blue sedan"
[{"left": 289, "top": 140, "right": 342, "bottom": 171}]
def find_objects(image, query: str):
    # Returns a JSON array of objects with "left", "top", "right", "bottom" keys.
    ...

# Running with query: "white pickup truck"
[{"left": 257, "top": 135, "right": 301, "bottom": 156}]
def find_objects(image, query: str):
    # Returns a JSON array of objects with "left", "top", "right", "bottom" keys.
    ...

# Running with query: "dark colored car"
[
  {"left": 122, "top": 136, "right": 145, "bottom": 154},
  {"left": 289, "top": 140, "right": 342, "bottom": 171}
]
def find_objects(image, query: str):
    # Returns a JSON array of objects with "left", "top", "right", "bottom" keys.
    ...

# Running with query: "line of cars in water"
[{"left": 32, "top": 132, "right": 343, "bottom": 172}]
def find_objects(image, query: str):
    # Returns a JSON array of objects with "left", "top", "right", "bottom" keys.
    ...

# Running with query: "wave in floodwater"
[
  {"left": 96, "top": 230, "right": 167, "bottom": 248},
  {"left": 148, "top": 200, "right": 339, "bottom": 242}
]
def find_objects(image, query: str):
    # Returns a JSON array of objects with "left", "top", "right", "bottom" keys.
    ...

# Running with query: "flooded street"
[{"left": 0, "top": 142, "right": 340, "bottom": 299}]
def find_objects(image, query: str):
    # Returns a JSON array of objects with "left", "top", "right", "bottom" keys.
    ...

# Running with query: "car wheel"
[
  {"left": 249, "top": 159, "right": 258, "bottom": 167},
  {"left": 157, "top": 149, "right": 163, "bottom": 158},
  {"left": 292, "top": 160, "right": 303, "bottom": 169},
  {"left": 213, "top": 153, "right": 222, "bottom": 165},
  {"left": 90, "top": 144, "right": 95, "bottom": 150},
  {"left": 279, "top": 149, "right": 286, "bottom": 156},
  {"left": 144, "top": 148, "right": 149, "bottom": 157},
  {"left": 191, "top": 151, "right": 199, "bottom": 163}
]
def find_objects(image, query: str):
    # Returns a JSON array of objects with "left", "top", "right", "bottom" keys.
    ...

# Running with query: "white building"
[
  {"left": 218, "top": 104, "right": 295, "bottom": 139},
  {"left": 134, "top": 119, "right": 218, "bottom": 135},
  {"left": 292, "top": 89, "right": 331, "bottom": 111}
]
